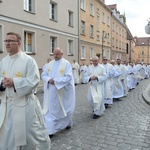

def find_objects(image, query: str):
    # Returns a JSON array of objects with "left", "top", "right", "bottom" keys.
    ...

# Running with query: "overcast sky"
[{"left": 105, "top": 0, "right": 150, "bottom": 37}]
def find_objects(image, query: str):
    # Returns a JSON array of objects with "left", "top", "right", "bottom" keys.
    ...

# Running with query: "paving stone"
[{"left": 36, "top": 78, "right": 150, "bottom": 150}]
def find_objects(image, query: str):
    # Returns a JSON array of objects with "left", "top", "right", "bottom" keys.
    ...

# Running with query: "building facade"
[
  {"left": 80, "top": 0, "right": 111, "bottom": 65},
  {"left": 0, "top": 0, "right": 79, "bottom": 70},
  {"left": 0, "top": 0, "right": 146, "bottom": 69},
  {"left": 134, "top": 37, "right": 150, "bottom": 64}
]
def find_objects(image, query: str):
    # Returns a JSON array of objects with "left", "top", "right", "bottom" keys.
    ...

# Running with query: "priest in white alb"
[
  {"left": 72, "top": 59, "right": 80, "bottom": 85},
  {"left": 84, "top": 56, "right": 107, "bottom": 119},
  {"left": 110, "top": 60, "right": 124, "bottom": 100},
  {"left": 0, "top": 32, "right": 50, "bottom": 150},
  {"left": 102, "top": 57, "right": 115, "bottom": 108},
  {"left": 41, "top": 47, "right": 75, "bottom": 138}
]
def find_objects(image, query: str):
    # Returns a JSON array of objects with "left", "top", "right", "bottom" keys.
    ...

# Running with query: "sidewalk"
[{"left": 142, "top": 80, "right": 150, "bottom": 105}]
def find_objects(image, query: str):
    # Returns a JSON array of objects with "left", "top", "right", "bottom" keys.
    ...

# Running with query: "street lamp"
[{"left": 102, "top": 32, "right": 108, "bottom": 58}]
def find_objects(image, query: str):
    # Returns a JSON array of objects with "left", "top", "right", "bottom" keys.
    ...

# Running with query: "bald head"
[
  {"left": 92, "top": 56, "right": 99, "bottom": 66},
  {"left": 110, "top": 60, "right": 115, "bottom": 66},
  {"left": 53, "top": 47, "right": 63, "bottom": 61}
]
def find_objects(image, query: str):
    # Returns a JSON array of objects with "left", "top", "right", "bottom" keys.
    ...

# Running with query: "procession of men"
[
  {"left": 74, "top": 57, "right": 150, "bottom": 119},
  {"left": 0, "top": 31, "right": 149, "bottom": 149}
]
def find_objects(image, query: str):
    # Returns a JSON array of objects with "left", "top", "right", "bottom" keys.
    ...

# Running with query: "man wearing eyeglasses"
[{"left": 0, "top": 32, "right": 50, "bottom": 150}]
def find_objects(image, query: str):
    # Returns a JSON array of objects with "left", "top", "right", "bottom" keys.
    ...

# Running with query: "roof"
[
  {"left": 135, "top": 37, "right": 150, "bottom": 46},
  {"left": 107, "top": 4, "right": 117, "bottom": 10}
]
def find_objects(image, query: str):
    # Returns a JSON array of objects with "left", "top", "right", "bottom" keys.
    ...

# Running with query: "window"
[
  {"left": 81, "top": 20, "right": 85, "bottom": 35},
  {"left": 90, "top": 3, "right": 94, "bottom": 16},
  {"left": 24, "top": 31, "right": 35, "bottom": 53},
  {"left": 119, "top": 41, "right": 121, "bottom": 49},
  {"left": 81, "top": 46, "right": 86, "bottom": 59},
  {"left": 116, "top": 25, "right": 118, "bottom": 34},
  {"left": 119, "top": 53, "right": 121, "bottom": 59},
  {"left": 116, "top": 53, "right": 118, "bottom": 59},
  {"left": 97, "top": 7, "right": 100, "bottom": 14},
  {"left": 142, "top": 51, "right": 144, "bottom": 55},
  {"left": 119, "top": 27, "right": 121, "bottom": 35},
  {"left": 122, "top": 29, "right": 124, "bottom": 37},
  {"left": 107, "top": 50, "right": 110, "bottom": 59},
  {"left": 122, "top": 42, "right": 124, "bottom": 50},
  {"left": 102, "top": 12, "right": 105, "bottom": 23},
  {"left": 50, "top": 36, "right": 57, "bottom": 53},
  {"left": 107, "top": 16, "right": 110, "bottom": 26},
  {"left": 80, "top": 0, "right": 86, "bottom": 10},
  {"left": 68, "top": 39, "right": 73, "bottom": 55},
  {"left": 97, "top": 15, "right": 100, "bottom": 31},
  {"left": 90, "top": 47, "right": 94, "bottom": 59},
  {"left": 68, "top": 10, "right": 73, "bottom": 27},
  {"left": 97, "top": 31, "right": 100, "bottom": 41},
  {"left": 50, "top": 1, "right": 57, "bottom": 21},
  {"left": 116, "top": 39, "right": 118, "bottom": 48},
  {"left": 102, "top": 30, "right": 105, "bottom": 38},
  {"left": 112, "top": 22, "right": 114, "bottom": 31},
  {"left": 112, "top": 38, "right": 114, "bottom": 47},
  {"left": 24, "top": 0, "right": 35, "bottom": 13},
  {"left": 107, "top": 33, "right": 110, "bottom": 42},
  {"left": 0, "top": 25, "right": 3, "bottom": 52},
  {"left": 90, "top": 25, "right": 93, "bottom": 37}
]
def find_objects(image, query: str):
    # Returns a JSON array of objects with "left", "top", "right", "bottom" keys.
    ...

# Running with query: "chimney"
[{"left": 102, "top": 0, "right": 105, "bottom": 3}]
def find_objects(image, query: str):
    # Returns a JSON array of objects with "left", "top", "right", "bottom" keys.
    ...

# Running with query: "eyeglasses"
[{"left": 4, "top": 40, "right": 19, "bottom": 43}]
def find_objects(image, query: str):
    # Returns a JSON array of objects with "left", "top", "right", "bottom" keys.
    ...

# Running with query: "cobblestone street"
[{"left": 37, "top": 78, "right": 150, "bottom": 150}]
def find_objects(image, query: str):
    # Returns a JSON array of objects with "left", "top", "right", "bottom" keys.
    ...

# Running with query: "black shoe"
[
  {"left": 93, "top": 114, "right": 99, "bottom": 119},
  {"left": 66, "top": 126, "right": 71, "bottom": 129},
  {"left": 49, "top": 134, "right": 53, "bottom": 139}
]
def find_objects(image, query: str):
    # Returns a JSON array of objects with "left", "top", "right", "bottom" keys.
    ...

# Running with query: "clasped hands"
[
  {"left": 90, "top": 76, "right": 98, "bottom": 80},
  {"left": 49, "top": 78, "right": 55, "bottom": 85},
  {"left": 2, "top": 77, "right": 14, "bottom": 88}
]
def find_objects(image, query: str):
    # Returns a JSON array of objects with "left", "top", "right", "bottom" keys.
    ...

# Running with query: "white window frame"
[
  {"left": 107, "top": 16, "right": 110, "bottom": 26},
  {"left": 81, "top": 20, "right": 85, "bottom": 35},
  {"left": 97, "top": 31, "right": 100, "bottom": 41},
  {"left": 90, "top": 3, "right": 94, "bottom": 16},
  {"left": 68, "top": 10, "right": 74, "bottom": 27},
  {"left": 97, "top": 15, "right": 100, "bottom": 31},
  {"left": 102, "top": 12, "right": 105, "bottom": 23},
  {"left": 24, "top": 0, "right": 35, "bottom": 13},
  {"left": 68, "top": 39, "right": 73, "bottom": 55},
  {"left": 24, "top": 30, "right": 35, "bottom": 53},
  {"left": 50, "top": 36, "right": 57, "bottom": 54},
  {"left": 119, "top": 53, "right": 122, "bottom": 59},
  {"left": 116, "top": 25, "right": 118, "bottom": 34},
  {"left": 49, "top": 1, "right": 57, "bottom": 21},
  {"left": 90, "top": 25, "right": 93, "bottom": 37},
  {"left": 116, "top": 53, "right": 118, "bottom": 59},
  {"left": 90, "top": 47, "right": 94, "bottom": 59},
  {"left": 97, "top": 7, "right": 100, "bottom": 14},
  {"left": 112, "top": 22, "right": 114, "bottom": 31},
  {"left": 81, "top": 46, "right": 86, "bottom": 59},
  {"left": 112, "top": 38, "right": 114, "bottom": 47},
  {"left": 116, "top": 39, "right": 118, "bottom": 48},
  {"left": 80, "top": 0, "right": 86, "bottom": 11},
  {"left": 107, "top": 50, "right": 110, "bottom": 59},
  {"left": 0, "top": 24, "right": 3, "bottom": 52}
]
